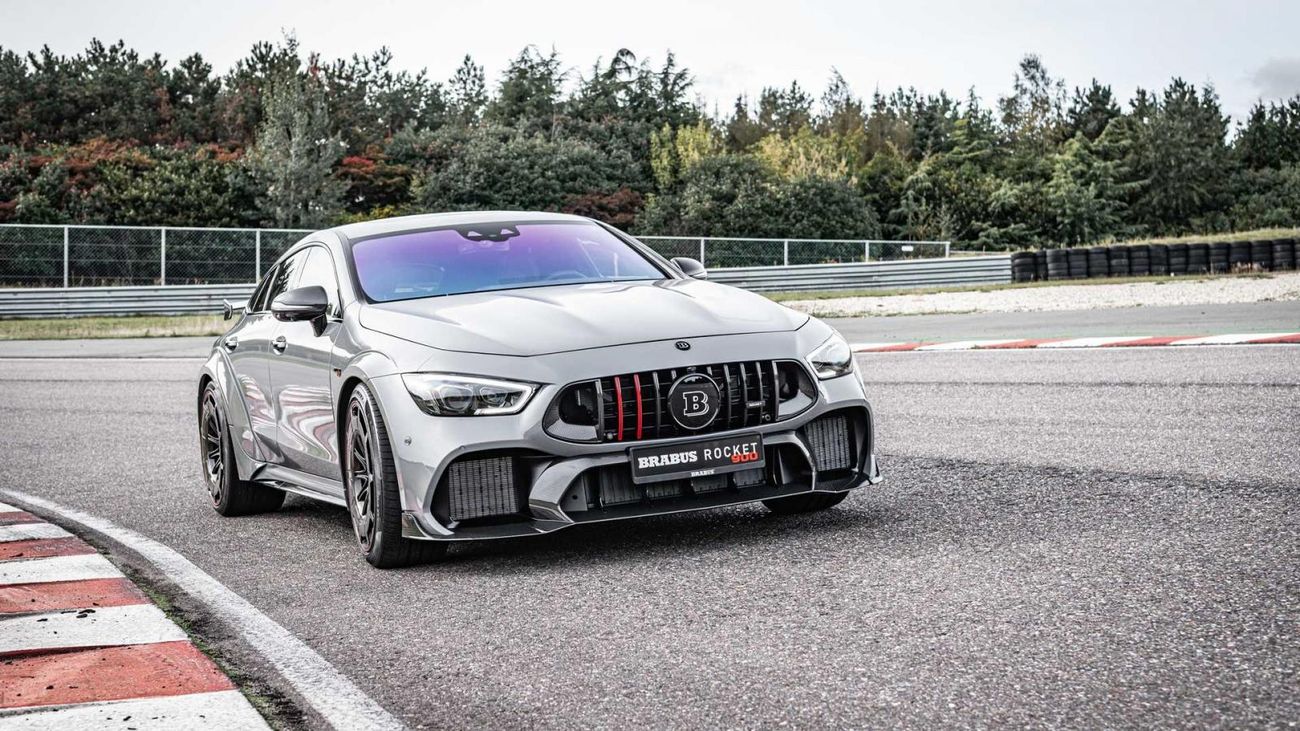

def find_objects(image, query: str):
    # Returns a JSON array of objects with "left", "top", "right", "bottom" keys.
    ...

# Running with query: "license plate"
[{"left": 629, "top": 433, "right": 765, "bottom": 484}]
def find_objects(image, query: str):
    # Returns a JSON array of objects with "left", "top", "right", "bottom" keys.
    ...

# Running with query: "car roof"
[{"left": 330, "top": 211, "right": 592, "bottom": 241}]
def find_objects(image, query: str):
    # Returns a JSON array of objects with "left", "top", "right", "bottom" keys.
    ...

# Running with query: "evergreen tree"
[{"left": 245, "top": 72, "right": 346, "bottom": 227}]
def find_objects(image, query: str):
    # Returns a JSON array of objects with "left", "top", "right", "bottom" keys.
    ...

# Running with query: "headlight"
[
  {"left": 806, "top": 333, "right": 854, "bottom": 379},
  {"left": 401, "top": 373, "right": 538, "bottom": 416}
]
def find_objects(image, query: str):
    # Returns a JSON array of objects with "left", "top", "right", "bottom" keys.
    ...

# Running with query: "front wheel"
[
  {"left": 199, "top": 383, "right": 284, "bottom": 516},
  {"left": 762, "top": 491, "right": 849, "bottom": 515},
  {"left": 344, "top": 384, "right": 447, "bottom": 569}
]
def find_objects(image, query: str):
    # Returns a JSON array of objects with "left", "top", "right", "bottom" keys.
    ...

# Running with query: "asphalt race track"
[{"left": 1, "top": 341, "right": 1297, "bottom": 728}]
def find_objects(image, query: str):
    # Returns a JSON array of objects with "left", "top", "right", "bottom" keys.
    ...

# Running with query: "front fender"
[{"left": 201, "top": 350, "right": 261, "bottom": 480}]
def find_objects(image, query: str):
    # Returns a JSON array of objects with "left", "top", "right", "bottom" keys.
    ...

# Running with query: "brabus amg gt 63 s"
[{"left": 197, "top": 212, "right": 881, "bottom": 568}]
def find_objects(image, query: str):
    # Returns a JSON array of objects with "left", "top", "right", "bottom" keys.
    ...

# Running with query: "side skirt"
[{"left": 252, "top": 464, "right": 347, "bottom": 507}]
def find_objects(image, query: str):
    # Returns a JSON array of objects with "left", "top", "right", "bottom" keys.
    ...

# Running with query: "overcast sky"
[{"left": 3, "top": 0, "right": 1299, "bottom": 124}]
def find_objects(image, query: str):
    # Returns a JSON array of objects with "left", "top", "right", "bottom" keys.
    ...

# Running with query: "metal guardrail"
[
  {"left": 0, "top": 256, "right": 1009, "bottom": 318},
  {"left": 0, "top": 224, "right": 949, "bottom": 287},
  {"left": 709, "top": 255, "right": 1011, "bottom": 292}
]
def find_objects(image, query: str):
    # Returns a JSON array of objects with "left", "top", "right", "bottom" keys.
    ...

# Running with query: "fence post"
[
  {"left": 864, "top": 240, "right": 871, "bottom": 263},
  {"left": 698, "top": 238, "right": 706, "bottom": 266},
  {"left": 62, "top": 226, "right": 69, "bottom": 288},
  {"left": 159, "top": 228, "right": 167, "bottom": 285},
  {"left": 783, "top": 240, "right": 789, "bottom": 266},
  {"left": 255, "top": 230, "right": 262, "bottom": 281},
  {"left": 944, "top": 241, "right": 951, "bottom": 258}
]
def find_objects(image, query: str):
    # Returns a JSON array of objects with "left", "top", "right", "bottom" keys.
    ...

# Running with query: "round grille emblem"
[
  {"left": 667, "top": 373, "right": 721, "bottom": 430},
  {"left": 675, "top": 341, "right": 691, "bottom": 351}
]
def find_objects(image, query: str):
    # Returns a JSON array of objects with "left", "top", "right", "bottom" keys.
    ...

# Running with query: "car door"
[
  {"left": 268, "top": 245, "right": 345, "bottom": 481},
  {"left": 223, "top": 260, "right": 297, "bottom": 463}
]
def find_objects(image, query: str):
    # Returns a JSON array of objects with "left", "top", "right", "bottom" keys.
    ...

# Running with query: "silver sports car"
[{"left": 198, "top": 212, "right": 881, "bottom": 567}]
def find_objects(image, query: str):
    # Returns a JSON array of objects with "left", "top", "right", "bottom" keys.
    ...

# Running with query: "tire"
[
  {"left": 1250, "top": 240, "right": 1273, "bottom": 271},
  {"left": 1271, "top": 240, "right": 1294, "bottom": 271},
  {"left": 199, "top": 383, "right": 285, "bottom": 517},
  {"left": 1088, "top": 247, "right": 1110, "bottom": 277},
  {"left": 1187, "top": 243, "right": 1209, "bottom": 274},
  {"left": 1108, "top": 247, "right": 1130, "bottom": 277},
  {"left": 763, "top": 491, "right": 849, "bottom": 515},
  {"left": 1148, "top": 243, "right": 1169, "bottom": 275},
  {"left": 1034, "top": 251, "right": 1048, "bottom": 281},
  {"left": 1228, "top": 241, "right": 1251, "bottom": 270},
  {"left": 1128, "top": 244, "right": 1151, "bottom": 276},
  {"left": 1167, "top": 243, "right": 1189, "bottom": 275},
  {"left": 1209, "top": 242, "right": 1230, "bottom": 273},
  {"left": 1011, "top": 252, "right": 1036, "bottom": 282},
  {"left": 343, "top": 384, "right": 447, "bottom": 569},
  {"left": 1067, "top": 248, "right": 1089, "bottom": 279},
  {"left": 1045, "top": 249, "right": 1069, "bottom": 280}
]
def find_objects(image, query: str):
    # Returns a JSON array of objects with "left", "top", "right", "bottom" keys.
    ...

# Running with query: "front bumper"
[{"left": 379, "top": 366, "right": 880, "bottom": 543}]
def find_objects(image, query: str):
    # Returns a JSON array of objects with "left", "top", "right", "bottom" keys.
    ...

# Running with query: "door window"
[{"left": 262, "top": 250, "right": 309, "bottom": 310}]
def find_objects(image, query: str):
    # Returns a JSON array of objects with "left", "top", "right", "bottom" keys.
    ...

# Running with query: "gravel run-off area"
[{"left": 785, "top": 272, "right": 1300, "bottom": 317}]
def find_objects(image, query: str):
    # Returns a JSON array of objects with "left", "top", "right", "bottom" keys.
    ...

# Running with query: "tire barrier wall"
[{"left": 1010, "top": 237, "right": 1300, "bottom": 283}]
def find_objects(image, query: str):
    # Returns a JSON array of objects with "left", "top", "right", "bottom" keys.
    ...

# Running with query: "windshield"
[{"left": 350, "top": 221, "right": 667, "bottom": 302}]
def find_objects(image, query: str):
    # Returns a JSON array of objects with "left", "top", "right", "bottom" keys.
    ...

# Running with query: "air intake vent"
[
  {"left": 804, "top": 414, "right": 853, "bottom": 472},
  {"left": 446, "top": 456, "right": 521, "bottom": 521}
]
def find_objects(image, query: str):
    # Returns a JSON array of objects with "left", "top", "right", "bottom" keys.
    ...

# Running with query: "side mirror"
[
  {"left": 221, "top": 299, "right": 246, "bottom": 321},
  {"left": 271, "top": 286, "right": 329, "bottom": 323},
  {"left": 671, "top": 256, "right": 708, "bottom": 280}
]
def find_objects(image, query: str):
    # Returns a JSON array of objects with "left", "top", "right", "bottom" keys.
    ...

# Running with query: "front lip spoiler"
[{"left": 399, "top": 453, "right": 882, "bottom": 542}]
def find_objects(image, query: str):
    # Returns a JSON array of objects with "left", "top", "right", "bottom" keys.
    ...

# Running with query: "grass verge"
[{"left": 0, "top": 314, "right": 226, "bottom": 340}]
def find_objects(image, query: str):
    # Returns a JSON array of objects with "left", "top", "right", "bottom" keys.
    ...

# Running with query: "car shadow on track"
[{"left": 269, "top": 490, "right": 905, "bottom": 575}]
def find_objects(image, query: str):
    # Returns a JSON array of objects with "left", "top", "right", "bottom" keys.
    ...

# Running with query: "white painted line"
[
  {"left": 1035, "top": 336, "right": 1149, "bottom": 348},
  {"left": 2, "top": 490, "right": 405, "bottom": 731},
  {"left": 917, "top": 339, "right": 1023, "bottom": 351},
  {"left": 0, "top": 502, "right": 21, "bottom": 513},
  {"left": 0, "top": 603, "right": 186, "bottom": 654},
  {"left": 849, "top": 342, "right": 898, "bottom": 352},
  {"left": 0, "top": 523, "right": 70, "bottom": 543},
  {"left": 1169, "top": 332, "right": 1297, "bottom": 346},
  {"left": 0, "top": 553, "right": 120, "bottom": 586},
  {"left": 0, "top": 689, "right": 269, "bottom": 730}
]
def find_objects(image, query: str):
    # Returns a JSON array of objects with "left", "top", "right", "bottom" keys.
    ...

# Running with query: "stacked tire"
[
  {"left": 1149, "top": 243, "right": 1169, "bottom": 276},
  {"left": 1067, "top": 248, "right": 1089, "bottom": 279},
  {"left": 1108, "top": 246, "right": 1130, "bottom": 277},
  {"left": 1187, "top": 242, "right": 1209, "bottom": 274},
  {"left": 1274, "top": 238, "right": 1296, "bottom": 271},
  {"left": 1088, "top": 247, "right": 1110, "bottom": 277},
  {"left": 1046, "top": 249, "right": 1069, "bottom": 280},
  {"left": 1167, "top": 243, "right": 1189, "bottom": 275},
  {"left": 1209, "top": 242, "right": 1230, "bottom": 273},
  {"left": 1017, "top": 234, "right": 1299, "bottom": 282},
  {"left": 1250, "top": 239, "right": 1273, "bottom": 271},
  {"left": 1229, "top": 241, "right": 1252, "bottom": 271},
  {"left": 1129, "top": 244, "right": 1151, "bottom": 276},
  {"left": 1011, "top": 251, "right": 1037, "bottom": 282}
]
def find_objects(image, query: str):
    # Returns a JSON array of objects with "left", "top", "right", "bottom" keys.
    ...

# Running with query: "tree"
[{"left": 244, "top": 72, "right": 345, "bottom": 227}]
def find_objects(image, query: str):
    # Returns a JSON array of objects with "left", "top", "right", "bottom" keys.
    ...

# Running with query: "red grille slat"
[
  {"left": 633, "top": 373, "right": 644, "bottom": 439},
  {"left": 613, "top": 375, "right": 625, "bottom": 441}
]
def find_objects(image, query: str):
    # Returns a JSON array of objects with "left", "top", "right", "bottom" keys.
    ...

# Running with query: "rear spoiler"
[{"left": 222, "top": 299, "right": 247, "bottom": 321}]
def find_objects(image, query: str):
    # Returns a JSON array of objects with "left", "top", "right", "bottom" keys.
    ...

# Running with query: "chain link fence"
[{"left": 0, "top": 224, "right": 948, "bottom": 288}]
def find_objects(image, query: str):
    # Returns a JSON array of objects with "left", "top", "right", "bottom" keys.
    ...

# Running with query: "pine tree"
[{"left": 245, "top": 72, "right": 345, "bottom": 228}]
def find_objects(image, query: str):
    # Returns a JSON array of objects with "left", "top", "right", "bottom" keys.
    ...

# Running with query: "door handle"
[
  {"left": 272, "top": 335, "right": 288, "bottom": 354},
  {"left": 222, "top": 335, "right": 238, "bottom": 351}
]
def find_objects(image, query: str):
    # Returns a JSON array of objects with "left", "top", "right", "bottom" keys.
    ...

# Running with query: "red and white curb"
[
  {"left": 851, "top": 332, "right": 1300, "bottom": 353},
  {"left": 0, "top": 502, "right": 269, "bottom": 729}
]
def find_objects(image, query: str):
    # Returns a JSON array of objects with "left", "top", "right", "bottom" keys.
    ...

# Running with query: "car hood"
[{"left": 358, "top": 279, "right": 809, "bottom": 356}]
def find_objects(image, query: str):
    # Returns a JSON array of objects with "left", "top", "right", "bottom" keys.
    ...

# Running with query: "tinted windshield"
[{"left": 350, "top": 221, "right": 666, "bottom": 302}]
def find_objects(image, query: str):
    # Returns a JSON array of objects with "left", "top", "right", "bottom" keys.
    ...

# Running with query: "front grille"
[
  {"left": 804, "top": 414, "right": 853, "bottom": 471},
  {"left": 446, "top": 456, "right": 521, "bottom": 522},
  {"left": 589, "top": 361, "right": 782, "bottom": 442}
]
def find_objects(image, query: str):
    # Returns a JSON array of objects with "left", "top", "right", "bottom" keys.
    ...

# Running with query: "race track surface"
[{"left": 0, "top": 344, "right": 1296, "bottom": 728}]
